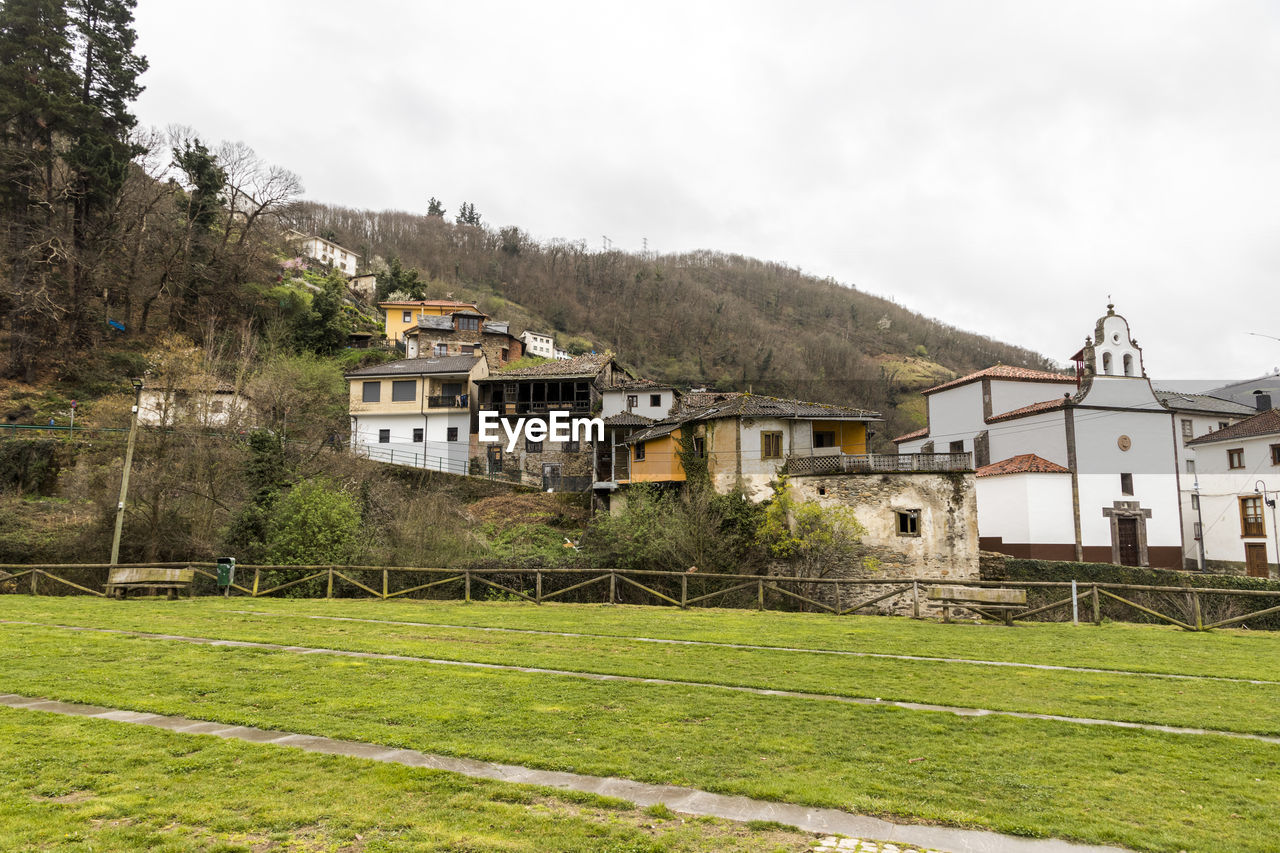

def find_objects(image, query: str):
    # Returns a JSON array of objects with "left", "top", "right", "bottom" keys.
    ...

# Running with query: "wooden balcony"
[{"left": 783, "top": 452, "right": 972, "bottom": 476}]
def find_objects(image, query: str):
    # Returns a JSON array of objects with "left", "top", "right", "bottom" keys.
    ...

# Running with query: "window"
[
  {"left": 1272, "top": 444, "right": 1280, "bottom": 466},
  {"left": 693, "top": 436, "right": 706, "bottom": 457},
  {"left": 626, "top": 394, "right": 638, "bottom": 409},
  {"left": 391, "top": 380, "right": 416, "bottom": 402},
  {"left": 650, "top": 394, "right": 662, "bottom": 407},
  {"left": 456, "top": 316, "right": 480, "bottom": 331},
  {"left": 564, "top": 438, "right": 579, "bottom": 452},
  {"left": 1186, "top": 459, "right": 1196, "bottom": 474},
  {"left": 447, "top": 427, "right": 459, "bottom": 442},
  {"left": 896, "top": 509, "right": 920, "bottom": 536},
  {"left": 634, "top": 442, "right": 646, "bottom": 461},
  {"left": 1220, "top": 422, "right": 1230, "bottom": 430},
  {"left": 402, "top": 311, "right": 412, "bottom": 323},
  {"left": 362, "top": 381, "right": 381, "bottom": 403},
  {"left": 433, "top": 343, "right": 448, "bottom": 357},
  {"left": 1228, "top": 448, "right": 1245, "bottom": 469},
  {"left": 460, "top": 344, "right": 475, "bottom": 355},
  {"left": 1122, "top": 353, "right": 1134, "bottom": 376},
  {"left": 526, "top": 438, "right": 542, "bottom": 453},
  {"left": 1241, "top": 496, "right": 1266, "bottom": 537},
  {"left": 211, "top": 399, "right": 224, "bottom": 414},
  {"left": 1102, "top": 352, "right": 1112, "bottom": 374},
  {"left": 949, "top": 440, "right": 965, "bottom": 454},
  {"left": 500, "top": 348, "right": 509, "bottom": 362},
  {"left": 378, "top": 429, "right": 390, "bottom": 443},
  {"left": 1181, "top": 419, "right": 1194, "bottom": 443},
  {"left": 761, "top": 431, "right": 783, "bottom": 459},
  {"left": 412, "top": 428, "right": 423, "bottom": 443},
  {"left": 1120, "top": 473, "right": 1133, "bottom": 496},
  {"left": 814, "top": 430, "right": 837, "bottom": 448}
]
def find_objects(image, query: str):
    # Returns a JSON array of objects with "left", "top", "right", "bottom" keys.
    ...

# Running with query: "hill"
[{"left": 288, "top": 202, "right": 1057, "bottom": 445}]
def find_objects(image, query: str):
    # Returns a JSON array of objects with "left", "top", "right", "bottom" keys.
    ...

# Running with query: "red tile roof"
[
  {"left": 1186, "top": 408, "right": 1280, "bottom": 445},
  {"left": 922, "top": 365, "right": 1075, "bottom": 396},
  {"left": 892, "top": 427, "right": 928, "bottom": 444},
  {"left": 985, "top": 397, "right": 1071, "bottom": 423},
  {"left": 976, "top": 454, "right": 1071, "bottom": 477}
]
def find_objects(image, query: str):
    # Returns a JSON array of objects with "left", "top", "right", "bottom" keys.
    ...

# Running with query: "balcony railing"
[
  {"left": 427, "top": 394, "right": 469, "bottom": 408},
  {"left": 483, "top": 402, "right": 591, "bottom": 417},
  {"left": 783, "top": 452, "right": 973, "bottom": 476}
]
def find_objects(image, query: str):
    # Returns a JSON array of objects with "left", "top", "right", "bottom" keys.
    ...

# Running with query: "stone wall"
[{"left": 786, "top": 470, "right": 979, "bottom": 584}]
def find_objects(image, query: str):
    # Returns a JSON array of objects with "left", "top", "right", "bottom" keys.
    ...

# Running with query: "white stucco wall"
[
  {"left": 1185, "top": 435, "right": 1280, "bottom": 572},
  {"left": 976, "top": 474, "right": 1074, "bottom": 546},
  {"left": 987, "top": 377, "right": 1075, "bottom": 417},
  {"left": 351, "top": 412, "right": 471, "bottom": 474},
  {"left": 601, "top": 389, "right": 675, "bottom": 420}
]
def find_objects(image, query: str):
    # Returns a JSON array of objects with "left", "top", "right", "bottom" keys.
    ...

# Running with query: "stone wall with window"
[{"left": 786, "top": 471, "right": 979, "bottom": 579}]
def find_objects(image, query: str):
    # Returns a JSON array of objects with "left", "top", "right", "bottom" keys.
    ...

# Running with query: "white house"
[
  {"left": 1185, "top": 400, "right": 1280, "bottom": 577},
  {"left": 296, "top": 234, "right": 359, "bottom": 275},
  {"left": 896, "top": 305, "right": 1193, "bottom": 568},
  {"left": 519, "top": 330, "right": 555, "bottom": 359},
  {"left": 138, "top": 378, "right": 250, "bottom": 429},
  {"left": 601, "top": 379, "right": 678, "bottom": 422},
  {"left": 346, "top": 355, "right": 487, "bottom": 475}
]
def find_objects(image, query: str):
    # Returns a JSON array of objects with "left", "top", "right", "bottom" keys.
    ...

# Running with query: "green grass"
[
  {"left": 0, "top": 708, "right": 811, "bottom": 852},
  {"left": 2, "top": 601, "right": 1280, "bottom": 852},
  {"left": 5, "top": 597, "right": 1280, "bottom": 736}
]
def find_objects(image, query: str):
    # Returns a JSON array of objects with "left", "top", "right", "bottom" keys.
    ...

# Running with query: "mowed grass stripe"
[
  {"left": 6, "top": 599, "right": 1280, "bottom": 737},
  {"left": 0, "top": 707, "right": 814, "bottom": 853},
  {"left": 7, "top": 617, "right": 1280, "bottom": 745},
  {"left": 210, "top": 596, "right": 1280, "bottom": 681},
  {"left": 229, "top": 607, "right": 1280, "bottom": 686},
  {"left": 2, "top": 622, "right": 1278, "bottom": 853}
]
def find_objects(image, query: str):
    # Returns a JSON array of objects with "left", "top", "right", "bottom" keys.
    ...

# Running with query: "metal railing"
[
  {"left": 426, "top": 395, "right": 469, "bottom": 408},
  {"left": 784, "top": 452, "right": 972, "bottom": 476}
]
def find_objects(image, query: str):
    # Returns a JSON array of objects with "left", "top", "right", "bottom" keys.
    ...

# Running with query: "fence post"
[
  {"left": 536, "top": 570, "right": 542, "bottom": 604},
  {"left": 252, "top": 568, "right": 260, "bottom": 597},
  {"left": 757, "top": 579, "right": 764, "bottom": 611},
  {"left": 326, "top": 567, "right": 333, "bottom": 599},
  {"left": 912, "top": 580, "right": 920, "bottom": 619},
  {"left": 1192, "top": 591, "right": 1203, "bottom": 631},
  {"left": 834, "top": 582, "right": 842, "bottom": 616},
  {"left": 609, "top": 571, "right": 617, "bottom": 605},
  {"left": 465, "top": 570, "right": 471, "bottom": 603},
  {"left": 382, "top": 569, "right": 388, "bottom": 599},
  {"left": 1071, "top": 579, "right": 1079, "bottom": 626},
  {"left": 681, "top": 575, "right": 688, "bottom": 609},
  {"left": 1092, "top": 584, "right": 1101, "bottom": 625},
  {"left": 31, "top": 569, "right": 38, "bottom": 596}
]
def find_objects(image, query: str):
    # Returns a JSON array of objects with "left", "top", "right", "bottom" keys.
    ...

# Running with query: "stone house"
[
  {"left": 403, "top": 314, "right": 524, "bottom": 370},
  {"left": 473, "top": 353, "right": 621, "bottom": 490}
]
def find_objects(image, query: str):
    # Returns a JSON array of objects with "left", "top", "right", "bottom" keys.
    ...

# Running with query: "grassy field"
[{"left": 4, "top": 596, "right": 1280, "bottom": 852}]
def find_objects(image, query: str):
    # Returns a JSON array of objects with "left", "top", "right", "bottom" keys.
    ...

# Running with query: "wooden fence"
[{"left": 5, "top": 562, "right": 1280, "bottom": 631}]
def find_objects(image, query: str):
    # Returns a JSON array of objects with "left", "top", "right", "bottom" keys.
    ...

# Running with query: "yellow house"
[
  {"left": 623, "top": 393, "right": 879, "bottom": 500},
  {"left": 380, "top": 300, "right": 484, "bottom": 343}
]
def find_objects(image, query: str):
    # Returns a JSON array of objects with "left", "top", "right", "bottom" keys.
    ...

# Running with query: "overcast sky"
[{"left": 132, "top": 1, "right": 1280, "bottom": 381}]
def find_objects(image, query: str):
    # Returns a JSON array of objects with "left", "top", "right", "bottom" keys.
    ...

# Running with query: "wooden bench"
[
  {"left": 106, "top": 567, "right": 194, "bottom": 600},
  {"left": 927, "top": 585, "right": 1027, "bottom": 625}
]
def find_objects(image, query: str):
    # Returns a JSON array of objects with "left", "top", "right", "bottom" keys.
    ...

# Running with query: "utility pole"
[{"left": 110, "top": 379, "right": 144, "bottom": 566}]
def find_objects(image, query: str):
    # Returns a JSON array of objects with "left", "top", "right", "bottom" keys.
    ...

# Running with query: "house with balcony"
[
  {"left": 379, "top": 299, "right": 484, "bottom": 345},
  {"left": 519, "top": 330, "right": 555, "bottom": 359},
  {"left": 346, "top": 355, "right": 487, "bottom": 474},
  {"left": 1185, "top": 399, "right": 1280, "bottom": 577},
  {"left": 473, "top": 353, "right": 620, "bottom": 490},
  {"left": 403, "top": 314, "right": 524, "bottom": 369},
  {"left": 594, "top": 378, "right": 681, "bottom": 487},
  {"left": 293, "top": 234, "right": 359, "bottom": 276},
  {"left": 617, "top": 392, "right": 978, "bottom": 577}
]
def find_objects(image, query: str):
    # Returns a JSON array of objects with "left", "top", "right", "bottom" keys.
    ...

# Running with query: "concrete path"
[
  {"left": 5, "top": 618, "right": 1278, "bottom": 746},
  {"left": 233, "top": 608, "right": 1280, "bottom": 686},
  {"left": 0, "top": 692, "right": 1123, "bottom": 853}
]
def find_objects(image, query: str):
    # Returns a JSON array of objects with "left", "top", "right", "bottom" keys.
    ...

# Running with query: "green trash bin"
[{"left": 216, "top": 557, "right": 236, "bottom": 594}]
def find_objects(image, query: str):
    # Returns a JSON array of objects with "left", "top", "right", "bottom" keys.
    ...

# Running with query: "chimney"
[{"left": 1254, "top": 390, "right": 1273, "bottom": 411}]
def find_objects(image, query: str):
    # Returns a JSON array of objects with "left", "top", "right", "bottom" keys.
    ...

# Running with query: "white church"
[{"left": 895, "top": 305, "right": 1252, "bottom": 569}]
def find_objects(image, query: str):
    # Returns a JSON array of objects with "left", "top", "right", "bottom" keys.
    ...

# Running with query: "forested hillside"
[{"left": 289, "top": 202, "right": 1057, "bottom": 443}]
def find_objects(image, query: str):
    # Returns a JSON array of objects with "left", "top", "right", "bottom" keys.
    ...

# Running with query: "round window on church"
[{"left": 1112, "top": 333, "right": 1120, "bottom": 343}]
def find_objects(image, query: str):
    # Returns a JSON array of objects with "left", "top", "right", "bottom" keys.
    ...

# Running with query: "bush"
[{"left": 265, "top": 478, "right": 361, "bottom": 566}]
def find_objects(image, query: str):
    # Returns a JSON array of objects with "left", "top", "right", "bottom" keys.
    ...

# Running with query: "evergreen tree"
[
  {"left": 456, "top": 201, "right": 481, "bottom": 227},
  {"left": 426, "top": 196, "right": 445, "bottom": 217}
]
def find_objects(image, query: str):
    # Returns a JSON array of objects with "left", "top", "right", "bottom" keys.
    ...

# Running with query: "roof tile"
[
  {"left": 976, "top": 454, "right": 1071, "bottom": 477},
  {"left": 1187, "top": 408, "right": 1280, "bottom": 445},
  {"left": 923, "top": 365, "right": 1075, "bottom": 396}
]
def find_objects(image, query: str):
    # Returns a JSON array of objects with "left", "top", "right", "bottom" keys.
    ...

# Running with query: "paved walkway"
[
  {"left": 5, "top": 619, "right": 1278, "bottom": 746},
  {"left": 0, "top": 692, "right": 1122, "bottom": 853},
  {"left": 233, "top": 608, "right": 1280, "bottom": 686}
]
